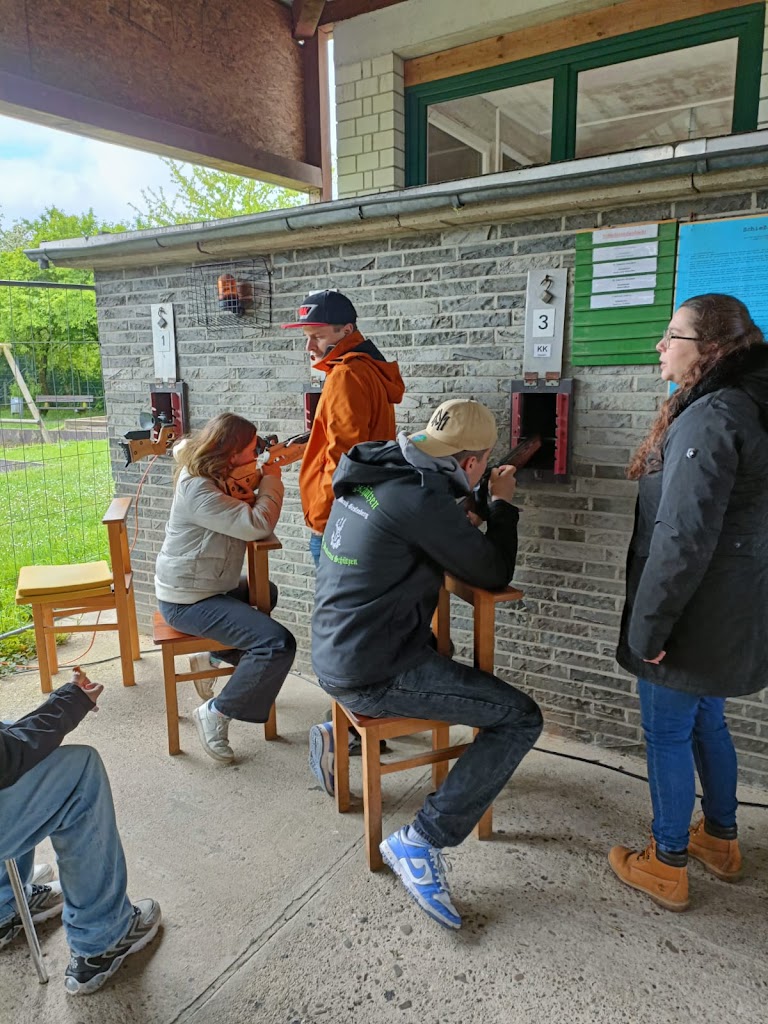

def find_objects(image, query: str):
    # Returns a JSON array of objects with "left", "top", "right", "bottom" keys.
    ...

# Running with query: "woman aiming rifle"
[{"left": 155, "top": 413, "right": 296, "bottom": 764}]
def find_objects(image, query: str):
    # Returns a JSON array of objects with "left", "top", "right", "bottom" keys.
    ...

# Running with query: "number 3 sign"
[{"left": 532, "top": 308, "right": 556, "bottom": 338}]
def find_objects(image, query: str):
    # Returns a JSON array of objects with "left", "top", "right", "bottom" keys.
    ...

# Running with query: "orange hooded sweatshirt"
[{"left": 299, "top": 330, "right": 405, "bottom": 533}]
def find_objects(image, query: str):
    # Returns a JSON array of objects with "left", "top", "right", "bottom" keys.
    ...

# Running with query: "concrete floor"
[{"left": 1, "top": 633, "right": 767, "bottom": 1024}]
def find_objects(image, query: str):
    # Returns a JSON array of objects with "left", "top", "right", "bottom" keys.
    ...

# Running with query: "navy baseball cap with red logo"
[{"left": 282, "top": 289, "right": 357, "bottom": 329}]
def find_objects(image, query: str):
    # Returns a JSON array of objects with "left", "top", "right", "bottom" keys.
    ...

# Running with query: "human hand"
[
  {"left": 488, "top": 465, "right": 517, "bottom": 504},
  {"left": 465, "top": 509, "right": 483, "bottom": 528},
  {"left": 643, "top": 650, "right": 666, "bottom": 664},
  {"left": 71, "top": 666, "right": 103, "bottom": 710},
  {"left": 260, "top": 459, "right": 282, "bottom": 480}
]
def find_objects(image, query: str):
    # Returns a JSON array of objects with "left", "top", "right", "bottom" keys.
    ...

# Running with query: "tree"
[
  {"left": 0, "top": 207, "right": 128, "bottom": 400},
  {"left": 130, "top": 159, "right": 305, "bottom": 228}
]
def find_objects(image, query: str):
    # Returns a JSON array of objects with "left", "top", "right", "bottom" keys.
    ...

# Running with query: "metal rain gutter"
[{"left": 24, "top": 130, "right": 768, "bottom": 268}]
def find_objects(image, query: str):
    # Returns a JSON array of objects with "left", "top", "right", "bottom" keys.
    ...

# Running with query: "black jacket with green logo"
[{"left": 311, "top": 439, "right": 520, "bottom": 689}]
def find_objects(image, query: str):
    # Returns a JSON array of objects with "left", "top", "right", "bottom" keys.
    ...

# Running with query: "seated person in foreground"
[
  {"left": 308, "top": 398, "right": 543, "bottom": 929},
  {"left": 155, "top": 413, "right": 296, "bottom": 764},
  {"left": 0, "top": 668, "right": 161, "bottom": 995}
]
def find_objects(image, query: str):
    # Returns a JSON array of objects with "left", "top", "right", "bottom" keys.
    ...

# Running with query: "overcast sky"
[{"left": 0, "top": 114, "right": 185, "bottom": 228}]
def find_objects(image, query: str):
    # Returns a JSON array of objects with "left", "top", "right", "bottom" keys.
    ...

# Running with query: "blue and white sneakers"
[
  {"left": 380, "top": 827, "right": 461, "bottom": 930},
  {"left": 308, "top": 721, "right": 335, "bottom": 796}
]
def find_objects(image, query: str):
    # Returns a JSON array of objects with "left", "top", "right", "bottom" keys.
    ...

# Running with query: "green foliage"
[
  {"left": 130, "top": 158, "right": 305, "bottom": 227},
  {"left": 0, "top": 207, "right": 128, "bottom": 400},
  {"left": 0, "top": 438, "right": 114, "bottom": 671}
]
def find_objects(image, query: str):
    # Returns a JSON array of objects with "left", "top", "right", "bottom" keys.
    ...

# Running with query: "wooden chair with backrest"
[
  {"left": 15, "top": 497, "right": 140, "bottom": 693},
  {"left": 152, "top": 533, "right": 282, "bottom": 755},
  {"left": 332, "top": 574, "right": 524, "bottom": 870}
]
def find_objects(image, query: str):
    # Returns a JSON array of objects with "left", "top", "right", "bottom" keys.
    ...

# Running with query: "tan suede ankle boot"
[
  {"left": 608, "top": 838, "right": 689, "bottom": 911},
  {"left": 688, "top": 818, "right": 742, "bottom": 882}
]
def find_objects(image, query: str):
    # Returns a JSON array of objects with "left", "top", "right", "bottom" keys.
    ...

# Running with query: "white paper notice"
[
  {"left": 533, "top": 343, "right": 552, "bottom": 358},
  {"left": 593, "top": 241, "right": 659, "bottom": 262},
  {"left": 593, "top": 257, "right": 658, "bottom": 278},
  {"left": 590, "top": 291, "right": 656, "bottom": 309},
  {"left": 592, "top": 224, "right": 658, "bottom": 245},
  {"left": 592, "top": 274, "right": 657, "bottom": 293}
]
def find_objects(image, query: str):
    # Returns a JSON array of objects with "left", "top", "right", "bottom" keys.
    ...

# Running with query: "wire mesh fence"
[{"left": 0, "top": 280, "right": 112, "bottom": 667}]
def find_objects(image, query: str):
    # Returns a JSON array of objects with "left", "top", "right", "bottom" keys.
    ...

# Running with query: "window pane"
[
  {"left": 575, "top": 38, "right": 738, "bottom": 159},
  {"left": 427, "top": 124, "right": 484, "bottom": 183},
  {"left": 426, "top": 79, "right": 553, "bottom": 184}
]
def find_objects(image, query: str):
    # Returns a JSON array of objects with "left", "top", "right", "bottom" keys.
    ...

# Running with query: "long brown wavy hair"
[
  {"left": 627, "top": 294, "right": 764, "bottom": 479},
  {"left": 173, "top": 413, "right": 258, "bottom": 487}
]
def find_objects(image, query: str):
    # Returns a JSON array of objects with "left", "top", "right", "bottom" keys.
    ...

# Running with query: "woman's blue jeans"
[
  {"left": 159, "top": 577, "right": 296, "bottom": 723},
  {"left": 638, "top": 678, "right": 738, "bottom": 853}
]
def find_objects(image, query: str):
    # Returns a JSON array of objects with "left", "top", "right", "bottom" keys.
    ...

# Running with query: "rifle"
[
  {"left": 256, "top": 430, "right": 310, "bottom": 468},
  {"left": 119, "top": 424, "right": 310, "bottom": 468},
  {"left": 467, "top": 434, "right": 542, "bottom": 520}
]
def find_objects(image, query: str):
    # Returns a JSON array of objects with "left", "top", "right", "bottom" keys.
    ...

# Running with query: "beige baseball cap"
[{"left": 408, "top": 398, "right": 497, "bottom": 457}]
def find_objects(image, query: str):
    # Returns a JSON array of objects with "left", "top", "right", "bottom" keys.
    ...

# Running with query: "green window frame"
[{"left": 405, "top": 3, "right": 765, "bottom": 186}]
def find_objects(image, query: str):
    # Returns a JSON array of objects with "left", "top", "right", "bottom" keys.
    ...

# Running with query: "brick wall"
[
  {"left": 96, "top": 185, "right": 768, "bottom": 786},
  {"left": 336, "top": 54, "right": 405, "bottom": 197}
]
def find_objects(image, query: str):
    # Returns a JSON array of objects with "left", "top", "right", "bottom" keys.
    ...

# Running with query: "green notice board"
[{"left": 572, "top": 221, "right": 678, "bottom": 366}]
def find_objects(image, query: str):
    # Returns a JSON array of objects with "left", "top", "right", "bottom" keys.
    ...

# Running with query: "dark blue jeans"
[
  {"left": 638, "top": 678, "right": 738, "bottom": 853},
  {"left": 320, "top": 649, "right": 543, "bottom": 848},
  {"left": 159, "top": 577, "right": 296, "bottom": 723}
]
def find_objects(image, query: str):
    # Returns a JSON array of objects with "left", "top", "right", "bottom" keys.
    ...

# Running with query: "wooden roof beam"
[{"left": 293, "top": 0, "right": 327, "bottom": 38}]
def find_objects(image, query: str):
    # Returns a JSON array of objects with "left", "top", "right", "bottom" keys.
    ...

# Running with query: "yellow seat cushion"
[{"left": 16, "top": 561, "right": 113, "bottom": 600}]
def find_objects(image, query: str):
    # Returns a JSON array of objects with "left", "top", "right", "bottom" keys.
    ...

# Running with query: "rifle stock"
[{"left": 467, "top": 434, "right": 543, "bottom": 519}]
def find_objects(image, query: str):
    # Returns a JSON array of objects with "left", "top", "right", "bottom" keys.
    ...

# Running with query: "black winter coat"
[{"left": 616, "top": 345, "right": 768, "bottom": 697}]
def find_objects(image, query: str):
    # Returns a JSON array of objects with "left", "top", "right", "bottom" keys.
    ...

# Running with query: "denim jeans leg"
[
  {"left": 309, "top": 532, "right": 322, "bottom": 568},
  {"left": 325, "top": 649, "right": 543, "bottom": 848},
  {"left": 637, "top": 678, "right": 699, "bottom": 853},
  {"left": 159, "top": 592, "right": 296, "bottom": 723},
  {"left": 0, "top": 745, "right": 134, "bottom": 956},
  {"left": 692, "top": 697, "right": 738, "bottom": 829}
]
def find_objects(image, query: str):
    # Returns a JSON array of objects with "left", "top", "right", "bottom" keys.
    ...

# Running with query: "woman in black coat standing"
[{"left": 610, "top": 293, "right": 768, "bottom": 911}]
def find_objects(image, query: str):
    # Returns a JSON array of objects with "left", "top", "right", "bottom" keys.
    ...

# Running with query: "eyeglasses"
[{"left": 659, "top": 328, "right": 699, "bottom": 349}]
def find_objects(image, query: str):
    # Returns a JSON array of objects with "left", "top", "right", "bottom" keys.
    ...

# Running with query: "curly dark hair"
[{"left": 627, "top": 294, "right": 765, "bottom": 479}]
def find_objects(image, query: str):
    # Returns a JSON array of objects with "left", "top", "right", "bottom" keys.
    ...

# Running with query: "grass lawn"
[{"left": 0, "top": 437, "right": 113, "bottom": 668}]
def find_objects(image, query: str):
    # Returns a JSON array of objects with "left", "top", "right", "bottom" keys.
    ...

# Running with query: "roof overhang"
[{"left": 25, "top": 131, "right": 768, "bottom": 271}]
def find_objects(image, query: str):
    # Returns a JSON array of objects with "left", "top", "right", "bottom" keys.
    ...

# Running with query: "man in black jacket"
[
  {"left": 308, "top": 398, "right": 543, "bottom": 929},
  {"left": 0, "top": 668, "right": 161, "bottom": 994}
]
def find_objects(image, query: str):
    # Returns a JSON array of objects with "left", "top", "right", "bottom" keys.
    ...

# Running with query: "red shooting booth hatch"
[{"left": 510, "top": 379, "right": 572, "bottom": 483}]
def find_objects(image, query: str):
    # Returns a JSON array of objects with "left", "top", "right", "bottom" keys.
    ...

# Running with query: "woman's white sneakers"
[
  {"left": 188, "top": 654, "right": 216, "bottom": 702},
  {"left": 193, "top": 700, "right": 234, "bottom": 762}
]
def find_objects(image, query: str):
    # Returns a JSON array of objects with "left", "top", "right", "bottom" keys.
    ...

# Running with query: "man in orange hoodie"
[{"left": 283, "top": 289, "right": 405, "bottom": 566}]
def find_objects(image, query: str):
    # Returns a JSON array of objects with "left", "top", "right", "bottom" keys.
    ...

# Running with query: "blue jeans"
[
  {"left": 638, "top": 678, "right": 738, "bottom": 853},
  {"left": 0, "top": 745, "right": 134, "bottom": 957},
  {"left": 309, "top": 532, "right": 322, "bottom": 568},
  {"left": 159, "top": 577, "right": 296, "bottom": 722},
  {"left": 320, "top": 649, "right": 543, "bottom": 848}
]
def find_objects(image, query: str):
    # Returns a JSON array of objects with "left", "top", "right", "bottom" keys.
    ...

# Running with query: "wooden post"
[{"left": 0, "top": 344, "right": 52, "bottom": 443}]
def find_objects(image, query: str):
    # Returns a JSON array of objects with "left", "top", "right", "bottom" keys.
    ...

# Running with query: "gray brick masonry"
[{"left": 96, "top": 186, "right": 768, "bottom": 787}]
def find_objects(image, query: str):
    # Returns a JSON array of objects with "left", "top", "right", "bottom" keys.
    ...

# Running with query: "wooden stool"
[
  {"left": 153, "top": 534, "right": 282, "bottom": 755},
  {"left": 332, "top": 575, "right": 524, "bottom": 870}
]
